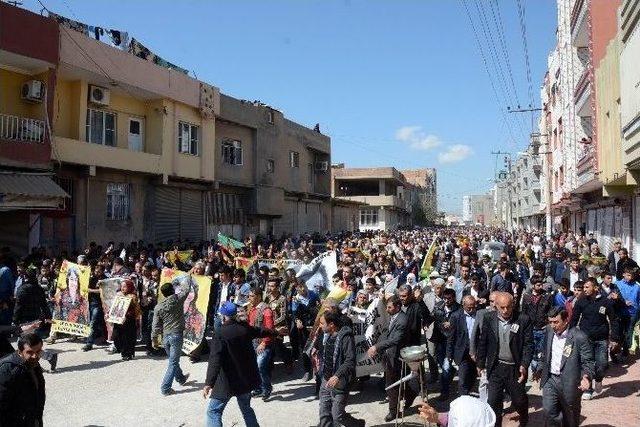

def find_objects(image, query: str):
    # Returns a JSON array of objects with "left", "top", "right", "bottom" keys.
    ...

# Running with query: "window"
[
  {"left": 267, "top": 109, "right": 274, "bottom": 124},
  {"left": 266, "top": 159, "right": 275, "bottom": 173},
  {"left": 178, "top": 122, "right": 199, "bottom": 155},
  {"left": 307, "top": 163, "right": 313, "bottom": 184},
  {"left": 86, "top": 109, "right": 116, "bottom": 146},
  {"left": 360, "top": 209, "right": 379, "bottom": 226},
  {"left": 128, "top": 118, "right": 143, "bottom": 151},
  {"left": 106, "top": 183, "right": 130, "bottom": 220},
  {"left": 221, "top": 139, "right": 243, "bottom": 165},
  {"left": 289, "top": 151, "right": 299, "bottom": 168}
]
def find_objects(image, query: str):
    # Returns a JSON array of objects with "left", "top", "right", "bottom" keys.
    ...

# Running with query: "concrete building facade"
[
  {"left": 0, "top": 3, "right": 69, "bottom": 255},
  {"left": 332, "top": 166, "right": 419, "bottom": 231},
  {"left": 462, "top": 194, "right": 494, "bottom": 226}
]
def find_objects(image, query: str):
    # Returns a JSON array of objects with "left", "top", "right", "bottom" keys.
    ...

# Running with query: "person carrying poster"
[
  {"left": 50, "top": 261, "right": 91, "bottom": 338},
  {"left": 111, "top": 279, "right": 140, "bottom": 361},
  {"left": 152, "top": 273, "right": 193, "bottom": 395}
]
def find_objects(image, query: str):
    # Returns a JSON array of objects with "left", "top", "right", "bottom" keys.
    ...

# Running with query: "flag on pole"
[{"left": 419, "top": 240, "right": 437, "bottom": 278}]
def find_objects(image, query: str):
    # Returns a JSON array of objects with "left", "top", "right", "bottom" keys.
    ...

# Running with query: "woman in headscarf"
[{"left": 111, "top": 279, "right": 140, "bottom": 361}]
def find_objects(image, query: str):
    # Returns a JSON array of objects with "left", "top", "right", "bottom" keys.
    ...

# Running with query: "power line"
[
  {"left": 459, "top": 0, "right": 521, "bottom": 147},
  {"left": 516, "top": 0, "right": 536, "bottom": 131}
]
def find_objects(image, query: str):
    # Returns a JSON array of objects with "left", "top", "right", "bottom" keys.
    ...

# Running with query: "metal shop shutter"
[
  {"left": 180, "top": 189, "right": 203, "bottom": 242},
  {"left": 273, "top": 200, "right": 296, "bottom": 237},
  {"left": 154, "top": 187, "right": 180, "bottom": 244}
]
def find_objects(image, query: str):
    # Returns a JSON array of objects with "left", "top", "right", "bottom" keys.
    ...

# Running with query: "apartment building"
[
  {"left": 214, "top": 95, "right": 331, "bottom": 239},
  {"left": 401, "top": 169, "right": 438, "bottom": 224},
  {"left": 332, "top": 166, "right": 415, "bottom": 231},
  {"left": 0, "top": 3, "right": 69, "bottom": 255},
  {"left": 509, "top": 147, "right": 544, "bottom": 231},
  {"left": 462, "top": 194, "right": 494, "bottom": 226}
]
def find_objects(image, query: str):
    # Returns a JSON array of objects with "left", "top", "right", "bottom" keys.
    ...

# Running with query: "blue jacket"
[{"left": 615, "top": 279, "right": 640, "bottom": 318}]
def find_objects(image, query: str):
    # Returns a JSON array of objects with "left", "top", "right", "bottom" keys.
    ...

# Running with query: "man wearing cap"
[{"left": 204, "top": 301, "right": 276, "bottom": 427}]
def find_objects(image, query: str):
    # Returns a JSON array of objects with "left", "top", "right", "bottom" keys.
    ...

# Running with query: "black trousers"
[
  {"left": 457, "top": 356, "right": 477, "bottom": 395},
  {"left": 112, "top": 316, "right": 136, "bottom": 358},
  {"left": 487, "top": 362, "right": 528, "bottom": 427}
]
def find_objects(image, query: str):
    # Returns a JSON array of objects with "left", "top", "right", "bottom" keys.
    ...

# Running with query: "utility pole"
[{"left": 491, "top": 151, "right": 513, "bottom": 231}]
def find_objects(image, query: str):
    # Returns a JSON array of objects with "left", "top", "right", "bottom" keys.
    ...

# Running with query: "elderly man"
[{"left": 476, "top": 292, "right": 533, "bottom": 427}]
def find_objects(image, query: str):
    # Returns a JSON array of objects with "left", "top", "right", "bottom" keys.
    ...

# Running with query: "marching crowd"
[{"left": 0, "top": 226, "right": 639, "bottom": 426}]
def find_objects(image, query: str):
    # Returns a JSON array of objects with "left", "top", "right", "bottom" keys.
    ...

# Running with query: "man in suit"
[
  {"left": 431, "top": 288, "right": 461, "bottom": 400},
  {"left": 607, "top": 241, "right": 622, "bottom": 277},
  {"left": 561, "top": 256, "right": 588, "bottom": 292},
  {"left": 446, "top": 295, "right": 477, "bottom": 395},
  {"left": 476, "top": 292, "right": 533, "bottom": 427},
  {"left": 367, "top": 295, "right": 408, "bottom": 422},
  {"left": 534, "top": 306, "right": 594, "bottom": 427}
]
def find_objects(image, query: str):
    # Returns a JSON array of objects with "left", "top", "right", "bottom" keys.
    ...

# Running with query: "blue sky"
[{"left": 25, "top": 0, "right": 558, "bottom": 214}]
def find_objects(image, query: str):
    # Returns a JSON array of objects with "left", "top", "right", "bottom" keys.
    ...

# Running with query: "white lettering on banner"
[
  {"left": 348, "top": 297, "right": 388, "bottom": 377},
  {"left": 257, "top": 258, "right": 304, "bottom": 273}
]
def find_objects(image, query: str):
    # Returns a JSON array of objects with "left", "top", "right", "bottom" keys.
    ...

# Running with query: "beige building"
[
  {"left": 331, "top": 165, "right": 430, "bottom": 231},
  {"left": 213, "top": 95, "right": 331, "bottom": 239}
]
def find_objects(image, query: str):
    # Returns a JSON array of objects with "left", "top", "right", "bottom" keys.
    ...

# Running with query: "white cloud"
[
  {"left": 438, "top": 144, "right": 473, "bottom": 164},
  {"left": 395, "top": 126, "right": 443, "bottom": 151}
]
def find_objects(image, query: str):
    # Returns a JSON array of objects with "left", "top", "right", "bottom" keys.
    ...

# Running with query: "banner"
[
  {"left": 98, "top": 277, "right": 125, "bottom": 339},
  {"left": 165, "top": 250, "right": 194, "bottom": 265},
  {"left": 217, "top": 232, "right": 244, "bottom": 250},
  {"left": 106, "top": 295, "right": 132, "bottom": 325},
  {"left": 296, "top": 251, "right": 338, "bottom": 291},
  {"left": 235, "top": 256, "right": 256, "bottom": 273},
  {"left": 159, "top": 268, "right": 212, "bottom": 354},
  {"left": 348, "top": 298, "right": 388, "bottom": 377},
  {"left": 257, "top": 258, "right": 304, "bottom": 273},
  {"left": 51, "top": 261, "right": 91, "bottom": 337}
]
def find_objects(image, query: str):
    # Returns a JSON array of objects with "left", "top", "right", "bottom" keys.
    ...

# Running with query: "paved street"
[{"left": 42, "top": 339, "right": 640, "bottom": 427}]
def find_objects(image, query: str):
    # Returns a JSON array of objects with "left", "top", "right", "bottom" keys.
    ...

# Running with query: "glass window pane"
[{"left": 90, "top": 110, "right": 103, "bottom": 144}]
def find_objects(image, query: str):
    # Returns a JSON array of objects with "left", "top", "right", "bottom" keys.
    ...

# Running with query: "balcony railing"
[{"left": 0, "top": 113, "right": 45, "bottom": 143}]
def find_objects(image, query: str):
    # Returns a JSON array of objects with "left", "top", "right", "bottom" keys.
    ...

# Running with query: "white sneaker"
[
  {"left": 582, "top": 392, "right": 592, "bottom": 401},
  {"left": 594, "top": 381, "right": 603, "bottom": 394}
]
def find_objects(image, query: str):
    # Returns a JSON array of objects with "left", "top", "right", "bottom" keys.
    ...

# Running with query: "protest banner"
[
  {"left": 165, "top": 250, "right": 194, "bottom": 265},
  {"left": 257, "top": 258, "right": 304, "bottom": 273},
  {"left": 348, "top": 298, "right": 388, "bottom": 377},
  {"left": 51, "top": 260, "right": 91, "bottom": 337},
  {"left": 98, "top": 277, "right": 124, "bottom": 339},
  {"left": 296, "top": 251, "right": 338, "bottom": 291},
  {"left": 159, "top": 268, "right": 212, "bottom": 354},
  {"left": 106, "top": 295, "right": 132, "bottom": 325}
]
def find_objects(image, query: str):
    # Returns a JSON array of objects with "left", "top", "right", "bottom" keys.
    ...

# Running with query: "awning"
[{"left": 0, "top": 172, "right": 69, "bottom": 210}]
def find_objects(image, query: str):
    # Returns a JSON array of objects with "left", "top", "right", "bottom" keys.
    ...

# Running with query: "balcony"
[
  {"left": 574, "top": 70, "right": 593, "bottom": 117},
  {"left": 571, "top": 0, "right": 589, "bottom": 48},
  {"left": 336, "top": 194, "right": 409, "bottom": 211},
  {"left": 0, "top": 113, "right": 45, "bottom": 144}
]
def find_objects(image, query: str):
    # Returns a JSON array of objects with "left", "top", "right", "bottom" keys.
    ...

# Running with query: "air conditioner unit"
[
  {"left": 21, "top": 80, "right": 45, "bottom": 103},
  {"left": 89, "top": 85, "right": 110, "bottom": 106},
  {"left": 314, "top": 161, "right": 329, "bottom": 172}
]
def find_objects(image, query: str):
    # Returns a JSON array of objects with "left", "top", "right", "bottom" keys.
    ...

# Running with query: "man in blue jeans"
[
  {"left": 83, "top": 264, "right": 106, "bottom": 351},
  {"left": 203, "top": 301, "right": 276, "bottom": 427},
  {"left": 152, "top": 276, "right": 193, "bottom": 395}
]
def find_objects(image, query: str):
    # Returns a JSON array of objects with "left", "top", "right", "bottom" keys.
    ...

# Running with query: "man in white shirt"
[{"left": 535, "top": 306, "right": 594, "bottom": 427}]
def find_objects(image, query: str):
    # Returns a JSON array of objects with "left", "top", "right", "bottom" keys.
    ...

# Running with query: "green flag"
[{"left": 217, "top": 232, "right": 245, "bottom": 250}]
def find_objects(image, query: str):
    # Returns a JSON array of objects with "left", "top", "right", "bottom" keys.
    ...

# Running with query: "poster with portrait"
[
  {"left": 159, "top": 268, "right": 212, "bottom": 354},
  {"left": 51, "top": 260, "right": 91, "bottom": 337},
  {"left": 106, "top": 295, "right": 132, "bottom": 325},
  {"left": 98, "top": 277, "right": 125, "bottom": 339}
]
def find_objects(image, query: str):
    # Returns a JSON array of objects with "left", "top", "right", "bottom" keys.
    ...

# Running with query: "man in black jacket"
[
  {"left": 203, "top": 301, "right": 275, "bottom": 427},
  {"left": 12, "top": 267, "right": 58, "bottom": 371},
  {"left": 0, "top": 333, "right": 46, "bottom": 427},
  {"left": 570, "top": 277, "right": 619, "bottom": 400},
  {"left": 398, "top": 285, "right": 433, "bottom": 346},
  {"left": 367, "top": 295, "right": 408, "bottom": 422},
  {"left": 477, "top": 292, "right": 533, "bottom": 427},
  {"left": 446, "top": 295, "right": 477, "bottom": 395},
  {"left": 615, "top": 248, "right": 638, "bottom": 280},
  {"left": 431, "top": 288, "right": 460, "bottom": 400},
  {"left": 318, "top": 311, "right": 363, "bottom": 427},
  {"left": 521, "top": 275, "right": 553, "bottom": 373}
]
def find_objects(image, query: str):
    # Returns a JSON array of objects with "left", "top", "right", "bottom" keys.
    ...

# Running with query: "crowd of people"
[{"left": 0, "top": 226, "right": 638, "bottom": 426}]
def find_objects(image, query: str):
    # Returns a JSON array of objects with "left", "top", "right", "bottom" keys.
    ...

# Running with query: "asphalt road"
[{"left": 41, "top": 339, "right": 640, "bottom": 426}]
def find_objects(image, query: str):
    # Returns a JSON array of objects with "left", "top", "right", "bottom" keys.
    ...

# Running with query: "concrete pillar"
[{"left": 379, "top": 179, "right": 385, "bottom": 196}]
